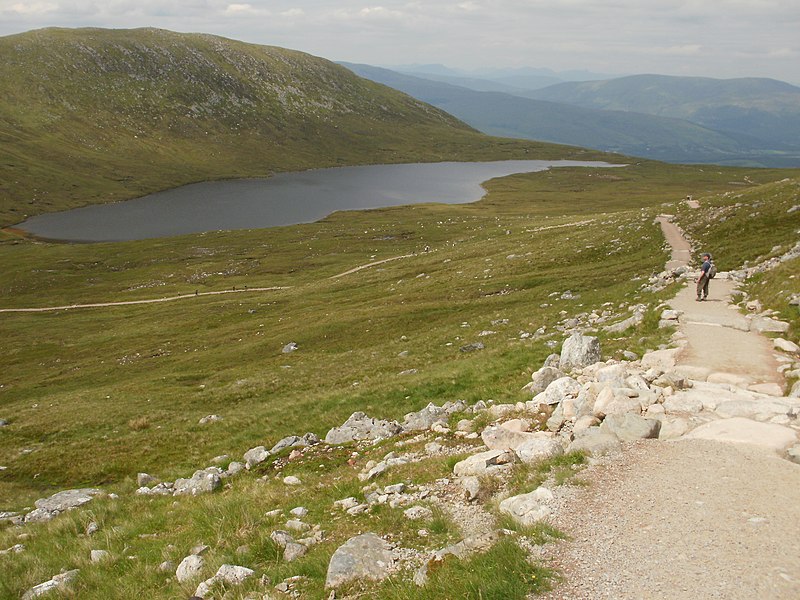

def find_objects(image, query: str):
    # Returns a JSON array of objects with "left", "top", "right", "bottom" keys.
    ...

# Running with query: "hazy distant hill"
[
  {"left": 527, "top": 75, "right": 800, "bottom": 155},
  {"left": 342, "top": 63, "right": 769, "bottom": 166},
  {"left": 0, "top": 28, "right": 554, "bottom": 225}
]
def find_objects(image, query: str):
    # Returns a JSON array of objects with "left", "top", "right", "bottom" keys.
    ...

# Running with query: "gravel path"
[
  {"left": 541, "top": 440, "right": 800, "bottom": 599},
  {"left": 538, "top": 213, "right": 799, "bottom": 599}
]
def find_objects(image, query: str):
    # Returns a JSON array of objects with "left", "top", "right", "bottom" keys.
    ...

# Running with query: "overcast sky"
[{"left": 2, "top": 1, "right": 798, "bottom": 84}]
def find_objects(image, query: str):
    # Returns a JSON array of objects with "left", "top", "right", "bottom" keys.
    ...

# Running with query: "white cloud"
[
  {"left": 0, "top": 0, "right": 798, "bottom": 83},
  {"left": 5, "top": 2, "right": 58, "bottom": 14}
]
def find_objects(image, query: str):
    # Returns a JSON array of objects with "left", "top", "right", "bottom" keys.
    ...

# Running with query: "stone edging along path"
[{"left": 539, "top": 215, "right": 800, "bottom": 600}]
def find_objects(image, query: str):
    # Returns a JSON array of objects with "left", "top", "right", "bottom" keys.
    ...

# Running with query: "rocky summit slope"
[{"left": 0, "top": 28, "right": 552, "bottom": 226}]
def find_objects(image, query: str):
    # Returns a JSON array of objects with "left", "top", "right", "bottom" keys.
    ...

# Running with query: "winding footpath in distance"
[
  {"left": 0, "top": 254, "right": 418, "bottom": 313},
  {"left": 541, "top": 210, "right": 800, "bottom": 600}
]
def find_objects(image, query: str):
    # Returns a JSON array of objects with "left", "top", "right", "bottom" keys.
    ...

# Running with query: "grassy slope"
[
  {"left": 1, "top": 163, "right": 798, "bottom": 598},
  {"left": 0, "top": 27, "right": 601, "bottom": 227}
]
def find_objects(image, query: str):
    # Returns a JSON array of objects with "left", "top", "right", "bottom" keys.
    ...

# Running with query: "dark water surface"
[{"left": 17, "top": 160, "right": 621, "bottom": 242}]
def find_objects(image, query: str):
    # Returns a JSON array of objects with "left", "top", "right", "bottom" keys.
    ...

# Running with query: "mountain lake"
[{"left": 16, "top": 160, "right": 622, "bottom": 242}]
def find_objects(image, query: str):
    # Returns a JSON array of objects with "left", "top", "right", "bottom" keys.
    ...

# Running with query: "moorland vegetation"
[{"left": 0, "top": 27, "right": 798, "bottom": 600}]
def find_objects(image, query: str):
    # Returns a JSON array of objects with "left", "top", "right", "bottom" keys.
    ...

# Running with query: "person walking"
[{"left": 696, "top": 252, "right": 713, "bottom": 301}]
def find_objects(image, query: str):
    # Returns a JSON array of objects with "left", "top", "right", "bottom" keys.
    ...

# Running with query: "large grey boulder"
[
  {"left": 325, "top": 412, "right": 403, "bottom": 445},
  {"left": 595, "top": 364, "right": 629, "bottom": 388},
  {"left": 523, "top": 366, "right": 564, "bottom": 395},
  {"left": 176, "top": 554, "right": 205, "bottom": 583},
  {"left": 514, "top": 438, "right": 564, "bottom": 464},
  {"left": 173, "top": 468, "right": 222, "bottom": 496},
  {"left": 243, "top": 446, "right": 270, "bottom": 469},
  {"left": 683, "top": 417, "right": 798, "bottom": 451},
  {"left": 452, "top": 449, "right": 516, "bottom": 477},
  {"left": 325, "top": 533, "right": 394, "bottom": 589},
  {"left": 749, "top": 316, "right": 790, "bottom": 334},
  {"left": 402, "top": 403, "right": 449, "bottom": 431},
  {"left": 603, "top": 308, "right": 645, "bottom": 333},
  {"left": 25, "top": 488, "right": 103, "bottom": 523},
  {"left": 592, "top": 387, "right": 642, "bottom": 418},
  {"left": 498, "top": 487, "right": 555, "bottom": 526},
  {"left": 600, "top": 413, "right": 661, "bottom": 441},
  {"left": 560, "top": 332, "right": 601, "bottom": 371},
  {"left": 530, "top": 376, "right": 582, "bottom": 406},
  {"left": 481, "top": 426, "right": 554, "bottom": 452},
  {"left": 567, "top": 428, "right": 622, "bottom": 455},
  {"left": 194, "top": 564, "right": 255, "bottom": 598}
]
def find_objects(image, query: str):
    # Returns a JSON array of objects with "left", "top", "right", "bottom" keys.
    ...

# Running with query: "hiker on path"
[{"left": 696, "top": 252, "right": 713, "bottom": 301}]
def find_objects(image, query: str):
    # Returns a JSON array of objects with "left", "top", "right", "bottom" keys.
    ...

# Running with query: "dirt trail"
[
  {"left": 0, "top": 253, "right": 416, "bottom": 313},
  {"left": 540, "top": 214, "right": 800, "bottom": 599}
]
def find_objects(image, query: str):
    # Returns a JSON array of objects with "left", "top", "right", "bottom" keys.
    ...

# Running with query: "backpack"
[{"left": 707, "top": 262, "right": 717, "bottom": 279}]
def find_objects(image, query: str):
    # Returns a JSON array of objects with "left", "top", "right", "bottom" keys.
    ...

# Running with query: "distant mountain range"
[{"left": 342, "top": 64, "right": 800, "bottom": 168}]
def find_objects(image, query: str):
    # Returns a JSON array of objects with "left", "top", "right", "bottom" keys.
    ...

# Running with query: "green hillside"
[
  {"left": 527, "top": 74, "right": 800, "bottom": 159},
  {"left": 342, "top": 64, "right": 786, "bottom": 167},
  {"left": 0, "top": 28, "right": 584, "bottom": 227}
]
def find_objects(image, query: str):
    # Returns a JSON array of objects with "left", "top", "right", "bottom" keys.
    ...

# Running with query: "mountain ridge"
[{"left": 0, "top": 27, "right": 580, "bottom": 226}]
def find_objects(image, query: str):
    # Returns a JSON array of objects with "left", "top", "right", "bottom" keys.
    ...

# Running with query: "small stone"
[
  {"left": 90, "top": 549, "right": 110, "bottom": 563},
  {"left": 137, "top": 473, "right": 158, "bottom": 487},
  {"left": 85, "top": 521, "right": 99, "bottom": 536},
  {"left": 176, "top": 554, "right": 205, "bottom": 583},
  {"left": 403, "top": 506, "right": 433, "bottom": 520},
  {"left": 284, "top": 542, "right": 308, "bottom": 562},
  {"left": 283, "top": 475, "right": 302, "bottom": 486},
  {"left": 198, "top": 414, "right": 223, "bottom": 425},
  {"left": 282, "top": 342, "right": 298, "bottom": 353},
  {"left": 157, "top": 560, "right": 175, "bottom": 573}
]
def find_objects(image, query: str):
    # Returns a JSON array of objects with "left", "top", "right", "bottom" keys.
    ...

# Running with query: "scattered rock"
[
  {"left": 176, "top": 554, "right": 205, "bottom": 583},
  {"left": 403, "top": 506, "right": 433, "bottom": 520},
  {"left": 24, "top": 488, "right": 103, "bottom": 523},
  {"left": 198, "top": 414, "right": 223, "bottom": 425},
  {"left": 560, "top": 332, "right": 601, "bottom": 370},
  {"left": 499, "top": 487, "right": 555, "bottom": 526},
  {"left": 90, "top": 549, "right": 110, "bottom": 563},
  {"left": 459, "top": 342, "right": 485, "bottom": 353},
  {"left": 325, "top": 533, "right": 394, "bottom": 589},
  {"left": 684, "top": 417, "right": 798, "bottom": 452},
  {"left": 22, "top": 570, "right": 79, "bottom": 600},
  {"left": 194, "top": 564, "right": 254, "bottom": 598},
  {"left": 524, "top": 366, "right": 565, "bottom": 395},
  {"left": 325, "top": 412, "right": 403, "bottom": 445},
  {"left": 600, "top": 413, "right": 661, "bottom": 441},
  {"left": 243, "top": 446, "right": 270, "bottom": 469},
  {"left": 137, "top": 473, "right": 158, "bottom": 487},
  {"left": 452, "top": 449, "right": 516, "bottom": 477},
  {"left": 173, "top": 468, "right": 222, "bottom": 496},
  {"left": 566, "top": 428, "right": 622, "bottom": 455},
  {"left": 774, "top": 338, "right": 800, "bottom": 354},
  {"left": 282, "top": 342, "right": 298, "bottom": 353}
]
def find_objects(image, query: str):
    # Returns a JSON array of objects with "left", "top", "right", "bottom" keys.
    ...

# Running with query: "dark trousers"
[{"left": 696, "top": 275, "right": 709, "bottom": 299}]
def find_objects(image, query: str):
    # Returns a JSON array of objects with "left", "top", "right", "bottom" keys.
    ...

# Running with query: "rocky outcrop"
[
  {"left": 24, "top": 489, "right": 104, "bottom": 523},
  {"left": 325, "top": 412, "right": 403, "bottom": 445}
]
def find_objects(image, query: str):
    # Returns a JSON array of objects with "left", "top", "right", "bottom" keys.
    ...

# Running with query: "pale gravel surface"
[
  {"left": 539, "top": 439, "right": 800, "bottom": 599},
  {"left": 538, "top": 214, "right": 800, "bottom": 599}
]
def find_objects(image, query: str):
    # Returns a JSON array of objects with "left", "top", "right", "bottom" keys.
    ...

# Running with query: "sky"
[{"left": 1, "top": 1, "right": 799, "bottom": 84}]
